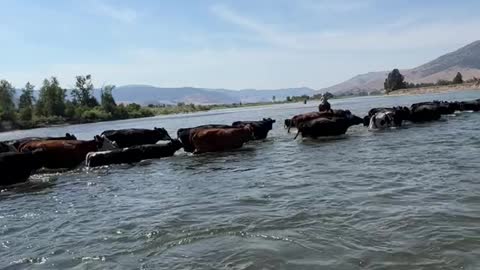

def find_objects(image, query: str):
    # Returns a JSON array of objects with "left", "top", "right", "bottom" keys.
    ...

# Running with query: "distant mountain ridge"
[
  {"left": 319, "top": 40, "right": 480, "bottom": 94},
  {"left": 111, "top": 85, "right": 315, "bottom": 105}
]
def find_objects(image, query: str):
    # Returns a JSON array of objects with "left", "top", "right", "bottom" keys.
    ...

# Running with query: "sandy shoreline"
[{"left": 388, "top": 82, "right": 480, "bottom": 96}]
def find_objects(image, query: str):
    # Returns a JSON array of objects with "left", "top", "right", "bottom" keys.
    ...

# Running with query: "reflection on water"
[{"left": 1, "top": 90, "right": 480, "bottom": 269}]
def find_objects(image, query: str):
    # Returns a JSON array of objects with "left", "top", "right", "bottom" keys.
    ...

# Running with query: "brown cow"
[
  {"left": 190, "top": 126, "right": 254, "bottom": 154},
  {"left": 19, "top": 136, "right": 105, "bottom": 169}
]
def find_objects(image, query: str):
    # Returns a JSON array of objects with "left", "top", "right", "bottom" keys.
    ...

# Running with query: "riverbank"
[
  {"left": 388, "top": 82, "right": 480, "bottom": 96},
  {"left": 0, "top": 100, "right": 308, "bottom": 133}
]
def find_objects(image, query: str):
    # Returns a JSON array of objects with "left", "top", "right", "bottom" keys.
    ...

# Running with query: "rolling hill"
[
  {"left": 111, "top": 85, "right": 315, "bottom": 105},
  {"left": 319, "top": 40, "right": 480, "bottom": 94}
]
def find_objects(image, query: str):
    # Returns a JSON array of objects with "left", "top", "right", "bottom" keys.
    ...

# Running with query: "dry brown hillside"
[{"left": 319, "top": 40, "right": 480, "bottom": 94}]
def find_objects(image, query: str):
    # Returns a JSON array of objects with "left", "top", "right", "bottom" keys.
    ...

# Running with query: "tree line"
[
  {"left": 384, "top": 69, "right": 478, "bottom": 93},
  {"left": 0, "top": 75, "right": 153, "bottom": 130}
]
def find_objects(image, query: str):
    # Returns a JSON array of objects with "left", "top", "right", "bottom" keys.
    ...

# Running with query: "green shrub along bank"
[{"left": 0, "top": 75, "right": 154, "bottom": 131}]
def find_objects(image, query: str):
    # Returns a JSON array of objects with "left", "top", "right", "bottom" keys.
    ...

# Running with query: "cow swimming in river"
[
  {"left": 190, "top": 125, "right": 255, "bottom": 154},
  {"left": 232, "top": 118, "right": 276, "bottom": 140},
  {"left": 19, "top": 136, "right": 110, "bottom": 169},
  {"left": 177, "top": 124, "right": 233, "bottom": 153},
  {"left": 101, "top": 128, "right": 172, "bottom": 148},
  {"left": 363, "top": 107, "right": 411, "bottom": 129},
  {"left": 86, "top": 139, "right": 183, "bottom": 167}
]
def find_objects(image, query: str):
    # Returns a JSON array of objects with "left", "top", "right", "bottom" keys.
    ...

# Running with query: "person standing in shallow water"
[{"left": 318, "top": 95, "right": 333, "bottom": 113}]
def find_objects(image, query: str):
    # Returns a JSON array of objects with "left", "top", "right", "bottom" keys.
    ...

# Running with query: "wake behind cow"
[
  {"left": 101, "top": 128, "right": 172, "bottom": 148},
  {"left": 191, "top": 126, "right": 254, "bottom": 154}
]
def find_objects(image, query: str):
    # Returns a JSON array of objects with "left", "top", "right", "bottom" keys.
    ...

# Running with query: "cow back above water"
[
  {"left": 295, "top": 113, "right": 363, "bottom": 139},
  {"left": 191, "top": 126, "right": 254, "bottom": 154},
  {"left": 458, "top": 99, "right": 480, "bottom": 112},
  {"left": 101, "top": 128, "right": 172, "bottom": 148},
  {"left": 19, "top": 137, "right": 104, "bottom": 169},
  {"left": 3, "top": 133, "right": 77, "bottom": 151},
  {"left": 86, "top": 139, "right": 183, "bottom": 167},
  {"left": 177, "top": 124, "right": 233, "bottom": 153},
  {"left": 410, "top": 103, "right": 443, "bottom": 122},
  {"left": 287, "top": 110, "right": 355, "bottom": 132}
]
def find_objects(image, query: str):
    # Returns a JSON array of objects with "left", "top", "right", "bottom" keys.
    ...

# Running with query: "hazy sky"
[{"left": 1, "top": 0, "right": 479, "bottom": 90}]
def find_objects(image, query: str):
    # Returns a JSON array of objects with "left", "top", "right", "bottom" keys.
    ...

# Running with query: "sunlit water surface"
[{"left": 1, "top": 90, "right": 480, "bottom": 269}]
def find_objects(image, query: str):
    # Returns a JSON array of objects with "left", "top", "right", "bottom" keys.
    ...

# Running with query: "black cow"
[
  {"left": 0, "top": 150, "right": 44, "bottom": 186},
  {"left": 232, "top": 118, "right": 276, "bottom": 140},
  {"left": 409, "top": 102, "right": 449, "bottom": 122},
  {"left": 3, "top": 133, "right": 77, "bottom": 151},
  {"left": 86, "top": 139, "right": 183, "bottom": 167},
  {"left": 411, "top": 101, "right": 458, "bottom": 116},
  {"left": 101, "top": 128, "right": 172, "bottom": 148},
  {"left": 458, "top": 99, "right": 480, "bottom": 112},
  {"left": 295, "top": 114, "right": 363, "bottom": 139},
  {"left": 286, "top": 109, "right": 354, "bottom": 132},
  {"left": 177, "top": 124, "right": 232, "bottom": 153}
]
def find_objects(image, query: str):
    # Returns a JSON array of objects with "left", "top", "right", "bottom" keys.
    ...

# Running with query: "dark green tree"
[
  {"left": 384, "top": 69, "right": 406, "bottom": 93},
  {"left": 453, "top": 72, "right": 463, "bottom": 84},
  {"left": 18, "top": 82, "right": 36, "bottom": 121},
  {"left": 71, "top": 74, "right": 98, "bottom": 107},
  {"left": 0, "top": 80, "right": 16, "bottom": 121},
  {"left": 36, "top": 77, "right": 66, "bottom": 117},
  {"left": 101, "top": 85, "right": 117, "bottom": 114}
]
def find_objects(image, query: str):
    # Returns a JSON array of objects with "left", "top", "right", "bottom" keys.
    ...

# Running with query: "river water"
[{"left": 1, "top": 90, "right": 480, "bottom": 269}]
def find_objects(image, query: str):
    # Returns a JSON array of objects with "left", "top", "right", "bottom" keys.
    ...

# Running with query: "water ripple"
[{"left": 1, "top": 91, "right": 480, "bottom": 269}]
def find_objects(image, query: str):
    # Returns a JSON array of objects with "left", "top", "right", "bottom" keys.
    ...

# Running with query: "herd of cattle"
[{"left": 1, "top": 98, "right": 479, "bottom": 187}]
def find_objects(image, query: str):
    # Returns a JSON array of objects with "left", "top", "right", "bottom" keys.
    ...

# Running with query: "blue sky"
[{"left": 1, "top": 0, "right": 479, "bottom": 90}]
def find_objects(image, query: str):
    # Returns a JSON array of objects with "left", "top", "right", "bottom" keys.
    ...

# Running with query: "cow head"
[
  {"left": 349, "top": 115, "right": 364, "bottom": 126},
  {"left": 362, "top": 115, "right": 370, "bottom": 126},
  {"left": 154, "top": 127, "right": 173, "bottom": 141},
  {"left": 395, "top": 106, "right": 411, "bottom": 122},
  {"left": 65, "top": 133, "right": 77, "bottom": 140},
  {"left": 261, "top": 118, "right": 276, "bottom": 130},
  {"left": 169, "top": 139, "right": 184, "bottom": 151}
]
